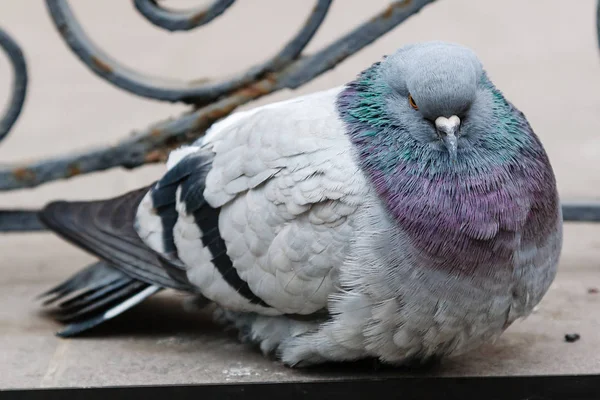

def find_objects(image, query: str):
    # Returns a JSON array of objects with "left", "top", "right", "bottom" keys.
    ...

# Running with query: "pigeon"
[{"left": 37, "top": 41, "right": 562, "bottom": 367}]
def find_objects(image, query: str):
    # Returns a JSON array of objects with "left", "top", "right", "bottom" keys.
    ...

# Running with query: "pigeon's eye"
[{"left": 408, "top": 94, "right": 418, "bottom": 110}]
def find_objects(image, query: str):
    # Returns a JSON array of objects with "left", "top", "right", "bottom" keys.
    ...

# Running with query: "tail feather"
[
  {"left": 56, "top": 285, "right": 161, "bottom": 338},
  {"left": 56, "top": 277, "right": 130, "bottom": 310},
  {"left": 54, "top": 281, "right": 147, "bottom": 323},
  {"left": 38, "top": 261, "right": 123, "bottom": 304},
  {"left": 40, "top": 261, "right": 161, "bottom": 337}
]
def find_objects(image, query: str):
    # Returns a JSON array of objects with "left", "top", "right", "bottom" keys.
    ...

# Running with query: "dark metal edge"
[{"left": 1, "top": 375, "right": 600, "bottom": 400}]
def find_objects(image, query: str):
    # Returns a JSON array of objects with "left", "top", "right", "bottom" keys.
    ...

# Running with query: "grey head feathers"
[{"left": 380, "top": 41, "right": 483, "bottom": 120}]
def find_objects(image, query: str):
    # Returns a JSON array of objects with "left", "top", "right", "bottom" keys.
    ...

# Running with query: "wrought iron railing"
[{"left": 1, "top": 0, "right": 599, "bottom": 233}]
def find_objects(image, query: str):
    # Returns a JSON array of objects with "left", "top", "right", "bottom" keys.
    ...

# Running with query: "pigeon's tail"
[
  {"left": 36, "top": 186, "right": 199, "bottom": 337},
  {"left": 38, "top": 261, "right": 161, "bottom": 337}
]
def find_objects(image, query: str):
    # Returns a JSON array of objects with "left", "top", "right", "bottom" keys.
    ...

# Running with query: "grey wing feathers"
[
  {"left": 39, "top": 186, "right": 195, "bottom": 291},
  {"left": 143, "top": 152, "right": 272, "bottom": 308}
]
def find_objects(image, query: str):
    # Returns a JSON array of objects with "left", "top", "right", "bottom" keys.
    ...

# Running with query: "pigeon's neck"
[{"left": 337, "top": 65, "right": 560, "bottom": 276}]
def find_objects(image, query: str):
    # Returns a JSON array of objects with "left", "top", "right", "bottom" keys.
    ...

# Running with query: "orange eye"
[{"left": 408, "top": 94, "right": 418, "bottom": 110}]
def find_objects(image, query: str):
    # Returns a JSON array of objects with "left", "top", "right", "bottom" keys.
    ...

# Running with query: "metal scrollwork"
[
  {"left": 0, "top": 28, "right": 27, "bottom": 145},
  {"left": 45, "top": 0, "right": 332, "bottom": 104},
  {"left": 133, "top": 0, "right": 236, "bottom": 32}
]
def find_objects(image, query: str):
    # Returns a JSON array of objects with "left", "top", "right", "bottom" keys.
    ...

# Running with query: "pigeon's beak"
[{"left": 435, "top": 115, "right": 460, "bottom": 163}]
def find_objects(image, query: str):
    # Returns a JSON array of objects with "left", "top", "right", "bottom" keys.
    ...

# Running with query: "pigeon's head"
[{"left": 378, "top": 41, "right": 485, "bottom": 162}]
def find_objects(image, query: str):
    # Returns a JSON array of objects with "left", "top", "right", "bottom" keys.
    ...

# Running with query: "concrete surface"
[{"left": 0, "top": 0, "right": 599, "bottom": 389}]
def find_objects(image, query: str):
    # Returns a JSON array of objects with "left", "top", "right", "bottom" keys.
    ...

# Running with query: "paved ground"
[{"left": 0, "top": 0, "right": 599, "bottom": 389}]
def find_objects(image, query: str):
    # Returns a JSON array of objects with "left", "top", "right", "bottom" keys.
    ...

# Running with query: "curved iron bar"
[
  {"left": 45, "top": 0, "right": 331, "bottom": 105},
  {"left": 0, "top": 28, "right": 28, "bottom": 144},
  {"left": 134, "top": 0, "right": 235, "bottom": 32}
]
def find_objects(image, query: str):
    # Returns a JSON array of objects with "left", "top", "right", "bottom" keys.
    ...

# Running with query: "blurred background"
[{"left": 0, "top": 0, "right": 599, "bottom": 388}]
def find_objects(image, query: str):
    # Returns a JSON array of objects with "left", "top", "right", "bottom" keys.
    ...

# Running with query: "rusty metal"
[
  {"left": 45, "top": 0, "right": 332, "bottom": 105},
  {"left": 0, "top": 28, "right": 27, "bottom": 144},
  {"left": 1, "top": 0, "right": 600, "bottom": 233},
  {"left": 134, "top": 0, "right": 236, "bottom": 32}
]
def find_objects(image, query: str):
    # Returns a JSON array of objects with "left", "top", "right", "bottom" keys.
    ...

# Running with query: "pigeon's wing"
[
  {"left": 135, "top": 86, "right": 371, "bottom": 316},
  {"left": 40, "top": 187, "right": 196, "bottom": 292}
]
